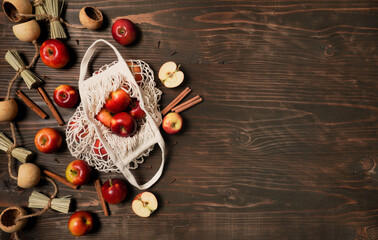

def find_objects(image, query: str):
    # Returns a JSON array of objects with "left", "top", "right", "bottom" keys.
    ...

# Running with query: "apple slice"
[
  {"left": 132, "top": 192, "right": 158, "bottom": 217},
  {"left": 158, "top": 61, "right": 184, "bottom": 88}
]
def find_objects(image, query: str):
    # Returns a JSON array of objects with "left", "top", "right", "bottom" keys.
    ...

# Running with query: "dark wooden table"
[{"left": 1, "top": 1, "right": 377, "bottom": 239}]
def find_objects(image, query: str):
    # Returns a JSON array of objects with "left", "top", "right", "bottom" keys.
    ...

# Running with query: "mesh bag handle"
[{"left": 78, "top": 39, "right": 165, "bottom": 190}]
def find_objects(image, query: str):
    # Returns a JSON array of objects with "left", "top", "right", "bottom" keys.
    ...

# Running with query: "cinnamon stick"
[
  {"left": 36, "top": 87, "right": 64, "bottom": 126},
  {"left": 15, "top": 90, "right": 48, "bottom": 119},
  {"left": 171, "top": 95, "right": 200, "bottom": 112},
  {"left": 173, "top": 97, "right": 203, "bottom": 113},
  {"left": 161, "top": 87, "right": 191, "bottom": 115},
  {"left": 94, "top": 179, "right": 109, "bottom": 216},
  {"left": 43, "top": 169, "right": 78, "bottom": 189}
]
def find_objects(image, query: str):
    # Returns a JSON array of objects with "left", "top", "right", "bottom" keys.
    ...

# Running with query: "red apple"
[
  {"left": 93, "top": 139, "right": 108, "bottom": 160},
  {"left": 110, "top": 112, "right": 137, "bottom": 137},
  {"left": 40, "top": 39, "right": 70, "bottom": 69},
  {"left": 68, "top": 211, "right": 93, "bottom": 236},
  {"left": 132, "top": 192, "right": 158, "bottom": 217},
  {"left": 53, "top": 84, "right": 79, "bottom": 108},
  {"left": 129, "top": 99, "right": 146, "bottom": 119},
  {"left": 162, "top": 112, "right": 183, "bottom": 134},
  {"left": 95, "top": 108, "right": 113, "bottom": 128},
  {"left": 112, "top": 19, "right": 137, "bottom": 46},
  {"left": 34, "top": 128, "right": 62, "bottom": 153},
  {"left": 101, "top": 179, "right": 128, "bottom": 204},
  {"left": 127, "top": 61, "right": 142, "bottom": 83},
  {"left": 65, "top": 160, "right": 91, "bottom": 186},
  {"left": 105, "top": 89, "right": 131, "bottom": 114}
]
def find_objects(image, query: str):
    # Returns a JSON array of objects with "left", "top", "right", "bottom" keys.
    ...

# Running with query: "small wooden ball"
[
  {"left": 13, "top": 19, "right": 41, "bottom": 42},
  {"left": 17, "top": 163, "right": 41, "bottom": 189},
  {"left": 0, "top": 98, "right": 18, "bottom": 122},
  {"left": 0, "top": 206, "right": 27, "bottom": 233},
  {"left": 2, "top": 0, "right": 33, "bottom": 23},
  {"left": 79, "top": 6, "right": 103, "bottom": 30}
]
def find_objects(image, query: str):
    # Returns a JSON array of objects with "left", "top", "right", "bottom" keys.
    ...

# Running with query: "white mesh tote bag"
[{"left": 66, "top": 39, "right": 165, "bottom": 190}]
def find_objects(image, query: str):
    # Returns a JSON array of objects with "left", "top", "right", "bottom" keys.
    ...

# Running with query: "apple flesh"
[
  {"left": 95, "top": 108, "right": 113, "bottom": 128},
  {"left": 40, "top": 39, "right": 70, "bottom": 69},
  {"left": 105, "top": 89, "right": 131, "bottom": 114},
  {"left": 65, "top": 160, "right": 91, "bottom": 186},
  {"left": 110, "top": 112, "right": 137, "bottom": 137},
  {"left": 101, "top": 179, "right": 128, "bottom": 204},
  {"left": 158, "top": 62, "right": 184, "bottom": 88},
  {"left": 53, "top": 84, "right": 79, "bottom": 108},
  {"left": 34, "top": 128, "right": 62, "bottom": 153},
  {"left": 111, "top": 19, "right": 137, "bottom": 46},
  {"left": 132, "top": 192, "right": 158, "bottom": 217},
  {"left": 129, "top": 99, "right": 146, "bottom": 119},
  {"left": 68, "top": 211, "right": 93, "bottom": 236},
  {"left": 162, "top": 112, "right": 183, "bottom": 134}
]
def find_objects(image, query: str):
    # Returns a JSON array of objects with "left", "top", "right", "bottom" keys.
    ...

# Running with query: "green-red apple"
[
  {"left": 68, "top": 211, "right": 93, "bottom": 236},
  {"left": 65, "top": 160, "right": 91, "bottom": 186}
]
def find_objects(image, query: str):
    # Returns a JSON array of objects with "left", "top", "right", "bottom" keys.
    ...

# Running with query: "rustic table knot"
[
  {"left": 231, "top": 128, "right": 252, "bottom": 148},
  {"left": 323, "top": 44, "right": 335, "bottom": 56}
]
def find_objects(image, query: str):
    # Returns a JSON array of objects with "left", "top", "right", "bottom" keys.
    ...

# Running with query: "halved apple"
[
  {"left": 158, "top": 61, "right": 184, "bottom": 88},
  {"left": 132, "top": 192, "right": 158, "bottom": 217}
]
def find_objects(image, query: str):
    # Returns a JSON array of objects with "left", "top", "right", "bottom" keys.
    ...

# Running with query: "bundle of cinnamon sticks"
[{"left": 161, "top": 87, "right": 203, "bottom": 115}]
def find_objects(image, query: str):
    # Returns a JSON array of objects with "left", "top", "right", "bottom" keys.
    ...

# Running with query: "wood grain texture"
[{"left": 1, "top": 0, "right": 377, "bottom": 239}]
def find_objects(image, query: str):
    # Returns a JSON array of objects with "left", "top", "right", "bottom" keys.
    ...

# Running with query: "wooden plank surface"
[{"left": 1, "top": 0, "right": 377, "bottom": 239}]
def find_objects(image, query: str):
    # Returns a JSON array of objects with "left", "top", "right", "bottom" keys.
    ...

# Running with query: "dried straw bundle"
[
  {"left": 44, "top": 0, "right": 66, "bottom": 39},
  {"left": 34, "top": 0, "right": 47, "bottom": 21},
  {"left": 28, "top": 190, "right": 71, "bottom": 213},
  {"left": 0, "top": 132, "right": 33, "bottom": 163},
  {"left": 5, "top": 50, "right": 43, "bottom": 89}
]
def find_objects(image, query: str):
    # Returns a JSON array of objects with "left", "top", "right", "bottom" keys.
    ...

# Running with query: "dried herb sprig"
[
  {"left": 28, "top": 190, "right": 71, "bottom": 213},
  {"left": 5, "top": 50, "right": 43, "bottom": 89},
  {"left": 44, "top": 0, "right": 66, "bottom": 39},
  {"left": 0, "top": 132, "right": 33, "bottom": 163}
]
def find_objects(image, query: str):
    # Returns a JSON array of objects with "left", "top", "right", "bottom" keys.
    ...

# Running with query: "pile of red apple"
[{"left": 95, "top": 88, "right": 146, "bottom": 137}]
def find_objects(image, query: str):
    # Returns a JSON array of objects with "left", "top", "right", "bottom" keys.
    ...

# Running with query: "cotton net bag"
[{"left": 66, "top": 39, "right": 165, "bottom": 190}]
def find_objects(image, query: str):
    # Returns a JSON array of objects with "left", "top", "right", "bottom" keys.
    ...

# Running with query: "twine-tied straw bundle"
[
  {"left": 0, "top": 132, "right": 33, "bottom": 163},
  {"left": 28, "top": 190, "right": 71, "bottom": 213},
  {"left": 44, "top": 0, "right": 67, "bottom": 39},
  {"left": 16, "top": 177, "right": 71, "bottom": 223},
  {"left": 5, "top": 48, "right": 43, "bottom": 90}
]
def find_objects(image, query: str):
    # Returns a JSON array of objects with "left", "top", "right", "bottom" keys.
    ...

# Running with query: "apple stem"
[
  {"left": 109, "top": 179, "right": 112, "bottom": 187},
  {"left": 40, "top": 136, "right": 47, "bottom": 146},
  {"left": 70, "top": 169, "right": 77, "bottom": 176},
  {"left": 118, "top": 28, "right": 125, "bottom": 35},
  {"left": 59, "top": 93, "right": 67, "bottom": 99},
  {"left": 47, "top": 49, "right": 54, "bottom": 56}
]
